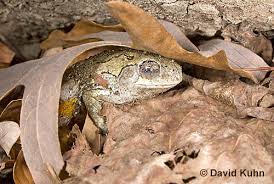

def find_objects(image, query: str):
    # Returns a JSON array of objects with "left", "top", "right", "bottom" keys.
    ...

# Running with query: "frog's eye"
[{"left": 139, "top": 60, "right": 160, "bottom": 79}]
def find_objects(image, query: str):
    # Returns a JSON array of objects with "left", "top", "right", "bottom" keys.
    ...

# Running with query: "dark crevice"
[
  {"left": 186, "top": 2, "right": 195, "bottom": 15},
  {"left": 182, "top": 176, "right": 196, "bottom": 183},
  {"left": 93, "top": 165, "right": 101, "bottom": 174},
  {"left": 164, "top": 160, "right": 175, "bottom": 170},
  {"left": 188, "top": 150, "right": 199, "bottom": 159},
  {"left": 151, "top": 150, "right": 166, "bottom": 156}
]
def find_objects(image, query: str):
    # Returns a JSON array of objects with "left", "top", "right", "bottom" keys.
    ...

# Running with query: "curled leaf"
[
  {"left": 0, "top": 99, "right": 22, "bottom": 123},
  {"left": 198, "top": 39, "right": 268, "bottom": 82},
  {"left": 0, "top": 41, "right": 129, "bottom": 184},
  {"left": 0, "top": 121, "right": 20, "bottom": 156},
  {"left": 159, "top": 20, "right": 199, "bottom": 52},
  {"left": 77, "top": 20, "right": 199, "bottom": 52},
  {"left": 74, "top": 31, "right": 132, "bottom": 45},
  {"left": 41, "top": 20, "right": 124, "bottom": 50},
  {"left": 13, "top": 151, "right": 34, "bottom": 184}
]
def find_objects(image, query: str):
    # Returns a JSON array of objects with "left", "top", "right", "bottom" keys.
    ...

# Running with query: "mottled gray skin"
[{"left": 60, "top": 48, "right": 182, "bottom": 134}]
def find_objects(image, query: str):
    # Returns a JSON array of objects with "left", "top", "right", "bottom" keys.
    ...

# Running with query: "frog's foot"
[{"left": 83, "top": 91, "right": 109, "bottom": 135}]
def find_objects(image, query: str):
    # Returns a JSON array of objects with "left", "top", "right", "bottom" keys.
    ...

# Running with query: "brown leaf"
[
  {"left": 0, "top": 99, "right": 22, "bottom": 123},
  {"left": 240, "top": 107, "right": 274, "bottom": 121},
  {"left": 159, "top": 20, "right": 199, "bottom": 52},
  {"left": 183, "top": 74, "right": 274, "bottom": 121},
  {"left": 40, "top": 20, "right": 124, "bottom": 50},
  {"left": 0, "top": 63, "right": 9, "bottom": 69},
  {"left": 0, "top": 41, "right": 129, "bottom": 183},
  {"left": 13, "top": 151, "right": 34, "bottom": 184},
  {"left": 245, "top": 33, "right": 273, "bottom": 63},
  {"left": 222, "top": 28, "right": 273, "bottom": 63},
  {"left": 41, "top": 47, "right": 64, "bottom": 57},
  {"left": 65, "top": 20, "right": 124, "bottom": 40},
  {"left": 198, "top": 39, "right": 269, "bottom": 82},
  {"left": 0, "top": 121, "right": 20, "bottom": 156},
  {"left": 0, "top": 42, "right": 15, "bottom": 65},
  {"left": 63, "top": 125, "right": 101, "bottom": 176},
  {"left": 82, "top": 115, "right": 105, "bottom": 155},
  {"left": 106, "top": 1, "right": 268, "bottom": 83},
  {"left": 72, "top": 31, "right": 132, "bottom": 46},
  {"left": 40, "top": 30, "right": 67, "bottom": 50},
  {"left": 75, "top": 20, "right": 199, "bottom": 52}
]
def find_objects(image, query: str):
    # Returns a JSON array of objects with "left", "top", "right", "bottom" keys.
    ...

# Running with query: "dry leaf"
[
  {"left": 0, "top": 41, "right": 129, "bottom": 183},
  {"left": 65, "top": 20, "right": 124, "bottom": 40},
  {"left": 159, "top": 20, "right": 199, "bottom": 52},
  {"left": 0, "top": 63, "right": 9, "bottom": 69},
  {"left": 222, "top": 28, "right": 273, "bottom": 62},
  {"left": 40, "top": 30, "right": 67, "bottom": 50},
  {"left": 182, "top": 74, "right": 274, "bottom": 121},
  {"left": 0, "top": 121, "right": 20, "bottom": 156},
  {"left": 72, "top": 31, "right": 132, "bottom": 46},
  {"left": 198, "top": 39, "right": 268, "bottom": 82},
  {"left": 245, "top": 33, "right": 273, "bottom": 63},
  {"left": 63, "top": 89, "right": 274, "bottom": 184},
  {"left": 0, "top": 99, "right": 22, "bottom": 123},
  {"left": 82, "top": 115, "right": 104, "bottom": 155},
  {"left": 41, "top": 47, "right": 64, "bottom": 57},
  {"left": 13, "top": 150, "right": 34, "bottom": 184},
  {"left": 0, "top": 86, "right": 23, "bottom": 114},
  {"left": 106, "top": 1, "right": 268, "bottom": 83},
  {"left": 0, "top": 42, "right": 15, "bottom": 65},
  {"left": 41, "top": 20, "right": 124, "bottom": 50},
  {"left": 0, "top": 147, "right": 12, "bottom": 172},
  {"left": 74, "top": 20, "right": 199, "bottom": 52},
  {"left": 63, "top": 125, "right": 101, "bottom": 176}
]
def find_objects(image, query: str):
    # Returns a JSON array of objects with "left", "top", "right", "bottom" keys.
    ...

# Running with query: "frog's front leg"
[{"left": 82, "top": 91, "right": 108, "bottom": 135}]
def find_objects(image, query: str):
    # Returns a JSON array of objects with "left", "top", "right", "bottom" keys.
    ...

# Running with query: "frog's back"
[{"left": 59, "top": 48, "right": 136, "bottom": 126}]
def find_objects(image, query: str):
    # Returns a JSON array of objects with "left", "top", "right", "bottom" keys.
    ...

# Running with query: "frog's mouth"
[{"left": 135, "top": 83, "right": 179, "bottom": 88}]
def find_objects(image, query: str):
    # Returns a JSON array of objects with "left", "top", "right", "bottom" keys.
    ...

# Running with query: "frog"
[{"left": 59, "top": 48, "right": 182, "bottom": 134}]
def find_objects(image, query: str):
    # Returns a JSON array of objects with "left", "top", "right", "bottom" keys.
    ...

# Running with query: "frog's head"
[
  {"left": 117, "top": 54, "right": 183, "bottom": 99},
  {"left": 141, "top": 59, "right": 182, "bottom": 88},
  {"left": 96, "top": 50, "right": 182, "bottom": 104}
]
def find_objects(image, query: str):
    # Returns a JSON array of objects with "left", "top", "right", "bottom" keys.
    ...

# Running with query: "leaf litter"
[
  {"left": 63, "top": 89, "right": 274, "bottom": 184},
  {"left": 0, "top": 1, "right": 273, "bottom": 183}
]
